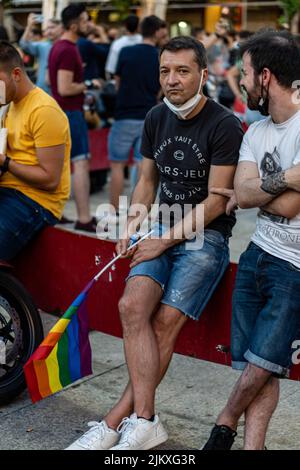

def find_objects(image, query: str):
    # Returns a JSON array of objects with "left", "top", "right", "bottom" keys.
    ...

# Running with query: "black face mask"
[{"left": 258, "top": 81, "right": 270, "bottom": 116}]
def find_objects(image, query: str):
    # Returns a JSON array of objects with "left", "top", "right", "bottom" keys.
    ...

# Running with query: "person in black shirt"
[
  {"left": 77, "top": 37, "right": 109, "bottom": 81},
  {"left": 141, "top": 91, "right": 242, "bottom": 237},
  {"left": 107, "top": 15, "right": 166, "bottom": 218},
  {"left": 66, "top": 36, "right": 243, "bottom": 451}
]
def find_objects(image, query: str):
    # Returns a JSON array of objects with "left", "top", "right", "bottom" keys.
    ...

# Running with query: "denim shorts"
[
  {"left": 65, "top": 110, "right": 90, "bottom": 162},
  {"left": 0, "top": 188, "right": 58, "bottom": 261},
  {"left": 108, "top": 119, "right": 144, "bottom": 163},
  {"left": 127, "top": 226, "right": 229, "bottom": 321},
  {"left": 231, "top": 242, "right": 300, "bottom": 378}
]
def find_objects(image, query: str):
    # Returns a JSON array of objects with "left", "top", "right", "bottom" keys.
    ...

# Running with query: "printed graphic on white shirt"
[{"left": 239, "top": 111, "right": 300, "bottom": 268}]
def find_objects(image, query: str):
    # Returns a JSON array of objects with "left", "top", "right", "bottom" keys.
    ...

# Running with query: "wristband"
[{"left": 0, "top": 155, "right": 11, "bottom": 174}]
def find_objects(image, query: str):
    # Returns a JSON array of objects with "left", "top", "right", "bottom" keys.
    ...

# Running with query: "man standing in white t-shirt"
[
  {"left": 105, "top": 15, "right": 142, "bottom": 77},
  {"left": 203, "top": 30, "right": 300, "bottom": 450}
]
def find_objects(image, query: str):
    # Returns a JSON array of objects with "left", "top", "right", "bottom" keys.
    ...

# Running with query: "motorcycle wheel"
[{"left": 0, "top": 271, "right": 43, "bottom": 405}]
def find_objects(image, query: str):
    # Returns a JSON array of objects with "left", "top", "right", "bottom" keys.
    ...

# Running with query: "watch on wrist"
[
  {"left": 84, "top": 79, "right": 93, "bottom": 90},
  {"left": 0, "top": 156, "right": 11, "bottom": 174}
]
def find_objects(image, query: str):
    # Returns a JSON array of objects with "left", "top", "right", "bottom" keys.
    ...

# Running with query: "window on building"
[{"left": 171, "top": 21, "right": 192, "bottom": 37}]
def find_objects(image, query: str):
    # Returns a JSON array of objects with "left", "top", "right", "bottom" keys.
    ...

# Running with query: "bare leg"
[
  {"left": 121, "top": 284, "right": 163, "bottom": 418},
  {"left": 152, "top": 304, "right": 188, "bottom": 379},
  {"left": 130, "top": 161, "right": 142, "bottom": 191},
  {"left": 105, "top": 276, "right": 163, "bottom": 427},
  {"left": 244, "top": 377, "right": 279, "bottom": 450},
  {"left": 105, "top": 302, "right": 188, "bottom": 429},
  {"left": 216, "top": 364, "right": 273, "bottom": 431},
  {"left": 105, "top": 382, "right": 134, "bottom": 430},
  {"left": 73, "top": 159, "right": 91, "bottom": 223},
  {"left": 110, "top": 162, "right": 125, "bottom": 211}
]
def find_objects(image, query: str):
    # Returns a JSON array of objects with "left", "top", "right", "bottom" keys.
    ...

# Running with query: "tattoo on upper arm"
[{"left": 261, "top": 170, "right": 288, "bottom": 196}]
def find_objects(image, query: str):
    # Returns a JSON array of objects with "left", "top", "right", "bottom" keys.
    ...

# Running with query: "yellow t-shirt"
[{"left": 0, "top": 87, "right": 71, "bottom": 219}]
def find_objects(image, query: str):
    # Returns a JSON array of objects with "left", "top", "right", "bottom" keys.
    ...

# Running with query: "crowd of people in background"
[{"left": 2, "top": 3, "right": 298, "bottom": 233}]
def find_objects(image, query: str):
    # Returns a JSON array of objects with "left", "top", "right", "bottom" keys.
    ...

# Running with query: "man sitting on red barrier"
[
  {"left": 0, "top": 41, "right": 70, "bottom": 261},
  {"left": 203, "top": 30, "right": 300, "bottom": 451},
  {"left": 66, "top": 36, "right": 243, "bottom": 451}
]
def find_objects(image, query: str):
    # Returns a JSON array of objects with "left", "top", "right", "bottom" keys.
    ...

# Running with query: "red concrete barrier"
[
  {"left": 88, "top": 128, "right": 134, "bottom": 172},
  {"left": 14, "top": 226, "right": 300, "bottom": 380},
  {"left": 88, "top": 128, "right": 110, "bottom": 171}
]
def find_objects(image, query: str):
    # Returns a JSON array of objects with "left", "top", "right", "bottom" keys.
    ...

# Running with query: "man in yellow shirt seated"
[{"left": 0, "top": 41, "right": 71, "bottom": 261}]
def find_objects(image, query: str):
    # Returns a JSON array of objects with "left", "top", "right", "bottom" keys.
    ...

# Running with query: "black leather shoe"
[{"left": 74, "top": 217, "right": 97, "bottom": 233}]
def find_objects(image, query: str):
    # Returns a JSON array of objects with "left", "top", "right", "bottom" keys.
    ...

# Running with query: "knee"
[
  {"left": 241, "top": 363, "right": 273, "bottom": 392},
  {"left": 118, "top": 295, "right": 144, "bottom": 334},
  {"left": 118, "top": 295, "right": 133, "bottom": 321}
]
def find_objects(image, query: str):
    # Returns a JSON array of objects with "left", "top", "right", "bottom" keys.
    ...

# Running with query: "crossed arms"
[{"left": 215, "top": 161, "right": 300, "bottom": 219}]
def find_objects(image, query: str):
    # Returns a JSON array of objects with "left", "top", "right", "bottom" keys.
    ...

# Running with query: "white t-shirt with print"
[{"left": 239, "top": 110, "right": 300, "bottom": 268}]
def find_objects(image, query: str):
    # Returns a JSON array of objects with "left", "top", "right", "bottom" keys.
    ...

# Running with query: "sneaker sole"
[
  {"left": 141, "top": 432, "right": 169, "bottom": 450},
  {"left": 113, "top": 432, "right": 168, "bottom": 451},
  {"left": 66, "top": 438, "right": 119, "bottom": 451}
]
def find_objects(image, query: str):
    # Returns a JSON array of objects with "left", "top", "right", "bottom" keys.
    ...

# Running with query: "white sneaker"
[
  {"left": 110, "top": 413, "right": 168, "bottom": 450},
  {"left": 65, "top": 420, "right": 119, "bottom": 450}
]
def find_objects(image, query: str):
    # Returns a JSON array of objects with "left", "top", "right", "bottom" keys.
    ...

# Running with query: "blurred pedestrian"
[
  {"left": 19, "top": 14, "right": 62, "bottom": 93},
  {"left": 49, "top": 3, "right": 101, "bottom": 232},
  {"left": 107, "top": 16, "right": 167, "bottom": 221},
  {"left": 105, "top": 14, "right": 141, "bottom": 78}
]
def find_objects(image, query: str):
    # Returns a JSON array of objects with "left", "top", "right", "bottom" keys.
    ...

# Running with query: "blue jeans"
[
  {"left": 0, "top": 188, "right": 58, "bottom": 261},
  {"left": 128, "top": 226, "right": 229, "bottom": 320},
  {"left": 231, "top": 242, "right": 300, "bottom": 378}
]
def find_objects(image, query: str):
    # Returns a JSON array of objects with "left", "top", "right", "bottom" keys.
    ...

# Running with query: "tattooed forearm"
[{"left": 261, "top": 170, "right": 288, "bottom": 196}]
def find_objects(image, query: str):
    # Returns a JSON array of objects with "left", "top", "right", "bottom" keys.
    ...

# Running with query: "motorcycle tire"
[{"left": 0, "top": 271, "right": 43, "bottom": 405}]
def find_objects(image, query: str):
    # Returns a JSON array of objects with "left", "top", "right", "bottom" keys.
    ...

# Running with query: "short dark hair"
[
  {"left": 0, "top": 41, "right": 24, "bottom": 72},
  {"left": 238, "top": 30, "right": 253, "bottom": 41},
  {"left": 61, "top": 3, "right": 86, "bottom": 30},
  {"left": 239, "top": 30, "right": 300, "bottom": 88},
  {"left": 124, "top": 14, "right": 139, "bottom": 34},
  {"left": 140, "top": 15, "right": 165, "bottom": 39},
  {"left": 160, "top": 36, "right": 207, "bottom": 70}
]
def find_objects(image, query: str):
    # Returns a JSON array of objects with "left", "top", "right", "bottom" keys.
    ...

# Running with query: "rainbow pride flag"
[
  {"left": 24, "top": 279, "right": 94, "bottom": 403},
  {"left": 23, "top": 230, "right": 153, "bottom": 403}
]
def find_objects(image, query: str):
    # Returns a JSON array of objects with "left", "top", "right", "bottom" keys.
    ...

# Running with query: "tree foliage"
[
  {"left": 279, "top": 0, "right": 300, "bottom": 24},
  {"left": 111, "top": 0, "right": 140, "bottom": 19}
]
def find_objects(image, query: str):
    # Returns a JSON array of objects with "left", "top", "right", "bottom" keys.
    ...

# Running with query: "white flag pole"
[{"left": 94, "top": 230, "right": 154, "bottom": 282}]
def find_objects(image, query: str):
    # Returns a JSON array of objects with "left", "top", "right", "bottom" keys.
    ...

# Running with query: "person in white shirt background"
[{"left": 105, "top": 14, "right": 142, "bottom": 78}]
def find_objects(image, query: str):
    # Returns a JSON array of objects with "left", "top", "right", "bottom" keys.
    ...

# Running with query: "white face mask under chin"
[{"left": 163, "top": 70, "right": 204, "bottom": 120}]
